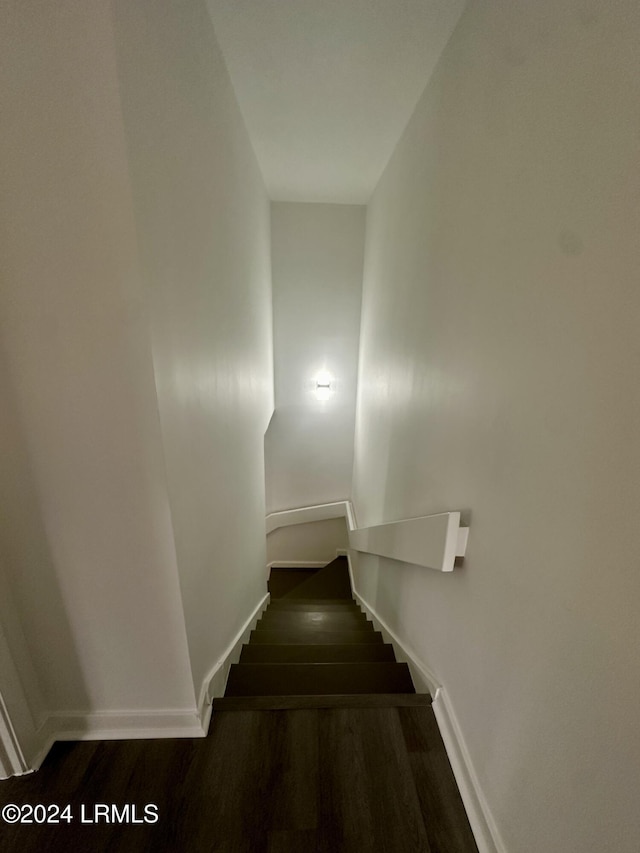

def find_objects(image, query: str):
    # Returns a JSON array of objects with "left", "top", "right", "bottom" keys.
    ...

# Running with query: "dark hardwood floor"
[
  {"left": 0, "top": 559, "right": 478, "bottom": 852},
  {"left": 0, "top": 705, "right": 477, "bottom": 852}
]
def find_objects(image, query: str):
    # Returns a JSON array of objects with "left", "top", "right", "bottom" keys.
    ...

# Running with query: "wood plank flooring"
[{"left": 0, "top": 705, "right": 478, "bottom": 852}]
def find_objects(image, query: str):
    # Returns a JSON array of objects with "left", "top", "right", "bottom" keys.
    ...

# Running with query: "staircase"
[
  {"left": 210, "top": 557, "right": 478, "bottom": 852},
  {"left": 215, "top": 556, "right": 430, "bottom": 711}
]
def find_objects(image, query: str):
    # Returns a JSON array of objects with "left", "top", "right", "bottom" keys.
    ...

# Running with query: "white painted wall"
[
  {"left": 205, "top": 0, "right": 466, "bottom": 203},
  {"left": 111, "top": 0, "right": 274, "bottom": 698},
  {"left": 352, "top": 1, "right": 640, "bottom": 851},
  {"left": 267, "top": 518, "right": 348, "bottom": 565},
  {"left": 265, "top": 203, "right": 365, "bottom": 513},
  {"left": 0, "top": 0, "right": 197, "bottom": 734},
  {"left": 0, "top": 0, "right": 273, "bottom": 758}
]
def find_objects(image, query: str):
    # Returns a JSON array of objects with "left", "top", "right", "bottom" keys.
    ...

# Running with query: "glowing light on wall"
[{"left": 313, "top": 371, "right": 334, "bottom": 401}]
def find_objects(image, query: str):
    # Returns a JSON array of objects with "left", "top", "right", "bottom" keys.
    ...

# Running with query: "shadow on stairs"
[{"left": 268, "top": 555, "right": 354, "bottom": 600}]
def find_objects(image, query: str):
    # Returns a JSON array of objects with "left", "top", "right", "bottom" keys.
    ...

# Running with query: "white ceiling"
[{"left": 205, "top": 0, "right": 466, "bottom": 204}]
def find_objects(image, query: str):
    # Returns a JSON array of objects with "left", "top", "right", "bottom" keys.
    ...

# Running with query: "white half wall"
[
  {"left": 352, "top": 1, "right": 640, "bottom": 851},
  {"left": 265, "top": 202, "right": 365, "bottom": 513}
]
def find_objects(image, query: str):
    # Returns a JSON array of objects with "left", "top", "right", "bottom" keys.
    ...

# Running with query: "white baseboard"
[
  {"left": 21, "top": 594, "right": 272, "bottom": 775},
  {"left": 268, "top": 550, "right": 348, "bottom": 571},
  {"left": 347, "top": 551, "right": 505, "bottom": 853},
  {"left": 433, "top": 689, "right": 507, "bottom": 853},
  {"left": 26, "top": 737, "right": 54, "bottom": 773},
  {"left": 197, "top": 592, "right": 270, "bottom": 730},
  {"left": 27, "top": 707, "right": 205, "bottom": 773},
  {"left": 48, "top": 710, "right": 204, "bottom": 740},
  {"left": 346, "top": 557, "right": 440, "bottom": 697}
]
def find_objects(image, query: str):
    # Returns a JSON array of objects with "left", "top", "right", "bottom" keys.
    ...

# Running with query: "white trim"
[
  {"left": 0, "top": 617, "right": 45, "bottom": 778},
  {"left": 457, "top": 525, "right": 470, "bottom": 557},
  {"left": 347, "top": 557, "right": 440, "bottom": 697},
  {"left": 267, "top": 501, "right": 469, "bottom": 572},
  {"left": 27, "top": 708, "right": 206, "bottom": 773},
  {"left": 433, "top": 690, "right": 507, "bottom": 853},
  {"left": 197, "top": 592, "right": 270, "bottom": 730},
  {"left": 267, "top": 550, "right": 350, "bottom": 571},
  {"left": 41, "top": 709, "right": 204, "bottom": 741},
  {"left": 344, "top": 502, "right": 358, "bottom": 531},
  {"left": 266, "top": 501, "right": 351, "bottom": 534},
  {"left": 349, "top": 511, "right": 467, "bottom": 573},
  {"left": 345, "top": 548, "right": 355, "bottom": 587},
  {"left": 6, "top": 592, "right": 272, "bottom": 774},
  {"left": 0, "top": 691, "right": 29, "bottom": 778},
  {"left": 348, "top": 552, "right": 504, "bottom": 853}
]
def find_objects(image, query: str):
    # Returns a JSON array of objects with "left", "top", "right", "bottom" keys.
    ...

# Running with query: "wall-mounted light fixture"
[
  {"left": 313, "top": 371, "right": 333, "bottom": 401},
  {"left": 315, "top": 380, "right": 331, "bottom": 401}
]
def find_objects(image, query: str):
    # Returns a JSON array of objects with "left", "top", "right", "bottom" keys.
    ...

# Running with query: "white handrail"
[{"left": 266, "top": 501, "right": 469, "bottom": 573}]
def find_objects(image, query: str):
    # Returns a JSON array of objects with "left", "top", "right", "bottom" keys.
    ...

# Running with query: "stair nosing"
[
  {"left": 214, "top": 693, "right": 431, "bottom": 711},
  {"left": 231, "top": 661, "right": 403, "bottom": 668},
  {"left": 249, "top": 630, "right": 384, "bottom": 644}
]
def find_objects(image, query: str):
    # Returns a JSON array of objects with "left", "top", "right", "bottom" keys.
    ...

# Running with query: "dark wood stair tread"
[
  {"left": 250, "top": 629, "right": 384, "bottom": 645},
  {"left": 272, "top": 597, "right": 356, "bottom": 605},
  {"left": 240, "top": 643, "right": 396, "bottom": 663},
  {"left": 214, "top": 693, "right": 432, "bottom": 711},
  {"left": 225, "top": 662, "right": 415, "bottom": 696},
  {"left": 256, "top": 611, "right": 372, "bottom": 630},
  {"left": 229, "top": 561, "right": 418, "bottom": 712},
  {"left": 267, "top": 600, "right": 360, "bottom": 611}
]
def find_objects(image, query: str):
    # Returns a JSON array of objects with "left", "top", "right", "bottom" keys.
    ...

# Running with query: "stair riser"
[
  {"left": 271, "top": 557, "right": 352, "bottom": 600},
  {"left": 225, "top": 662, "right": 415, "bottom": 697},
  {"left": 226, "top": 560, "right": 417, "bottom": 703},
  {"left": 214, "top": 694, "right": 432, "bottom": 711},
  {"left": 263, "top": 607, "right": 365, "bottom": 618},
  {"left": 267, "top": 601, "right": 358, "bottom": 611},
  {"left": 257, "top": 614, "right": 372, "bottom": 631},
  {"left": 240, "top": 644, "right": 396, "bottom": 663},
  {"left": 250, "top": 630, "right": 384, "bottom": 645}
]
